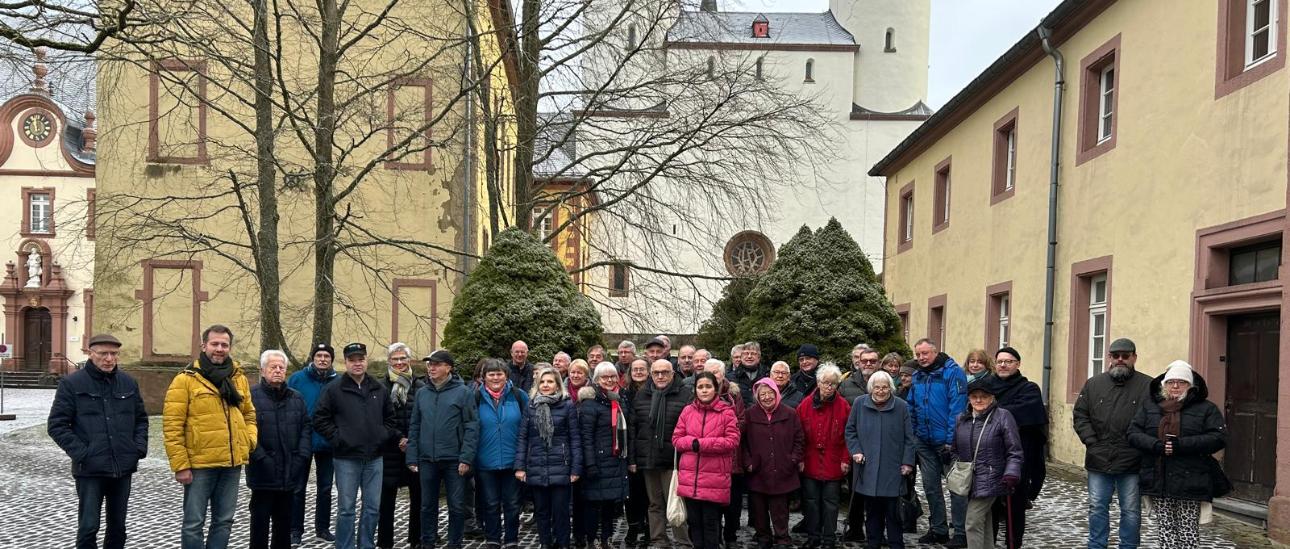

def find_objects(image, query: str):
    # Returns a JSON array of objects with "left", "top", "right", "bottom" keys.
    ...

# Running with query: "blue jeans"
[
  {"left": 334, "top": 457, "right": 383, "bottom": 549},
  {"left": 293, "top": 451, "right": 334, "bottom": 535},
  {"left": 1087, "top": 471, "right": 1141, "bottom": 549},
  {"left": 182, "top": 466, "right": 241, "bottom": 549},
  {"left": 75, "top": 475, "right": 132, "bottom": 549},
  {"left": 420, "top": 461, "right": 466, "bottom": 547},
  {"left": 915, "top": 439, "right": 965, "bottom": 537},
  {"left": 477, "top": 469, "right": 521, "bottom": 544}
]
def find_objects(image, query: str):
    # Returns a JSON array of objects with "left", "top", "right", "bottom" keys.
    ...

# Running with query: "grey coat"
[{"left": 844, "top": 395, "right": 916, "bottom": 497}]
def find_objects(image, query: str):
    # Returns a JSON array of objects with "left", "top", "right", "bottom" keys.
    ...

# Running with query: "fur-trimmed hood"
[{"left": 579, "top": 386, "right": 619, "bottom": 403}]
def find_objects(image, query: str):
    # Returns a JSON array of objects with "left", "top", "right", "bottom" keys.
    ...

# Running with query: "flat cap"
[
  {"left": 1108, "top": 338, "right": 1136, "bottom": 353},
  {"left": 423, "top": 349, "right": 454, "bottom": 365},
  {"left": 86, "top": 333, "right": 122, "bottom": 348}
]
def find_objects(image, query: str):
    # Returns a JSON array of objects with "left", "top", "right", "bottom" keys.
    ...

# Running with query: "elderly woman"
[
  {"left": 879, "top": 353, "right": 904, "bottom": 379},
  {"left": 247, "top": 350, "right": 311, "bottom": 549},
  {"left": 377, "top": 343, "right": 423, "bottom": 549},
  {"left": 797, "top": 363, "right": 851, "bottom": 549},
  {"left": 744, "top": 378, "right": 804, "bottom": 549},
  {"left": 564, "top": 358, "right": 592, "bottom": 548},
  {"left": 896, "top": 362, "right": 915, "bottom": 400},
  {"left": 475, "top": 360, "right": 528, "bottom": 549},
  {"left": 963, "top": 349, "right": 994, "bottom": 384},
  {"left": 578, "top": 363, "right": 629, "bottom": 549},
  {"left": 769, "top": 361, "right": 805, "bottom": 409},
  {"left": 516, "top": 367, "right": 583, "bottom": 549},
  {"left": 845, "top": 371, "right": 916, "bottom": 549},
  {"left": 1127, "top": 361, "right": 1228, "bottom": 549},
  {"left": 673, "top": 372, "right": 741, "bottom": 549},
  {"left": 952, "top": 379, "right": 1023, "bottom": 549}
]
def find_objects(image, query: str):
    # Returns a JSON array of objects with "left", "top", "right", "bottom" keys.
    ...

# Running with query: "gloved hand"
[
  {"left": 1003, "top": 475, "right": 1019, "bottom": 493},
  {"left": 939, "top": 444, "right": 955, "bottom": 461},
  {"left": 692, "top": 439, "right": 700, "bottom": 452}
]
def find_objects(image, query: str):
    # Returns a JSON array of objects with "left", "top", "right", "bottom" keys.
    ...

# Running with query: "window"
[
  {"left": 724, "top": 231, "right": 775, "bottom": 276},
  {"left": 386, "top": 78, "right": 433, "bottom": 170},
  {"left": 755, "top": 56, "right": 764, "bottom": 80},
  {"left": 885, "top": 28, "right": 897, "bottom": 52},
  {"left": 706, "top": 56, "right": 716, "bottom": 79},
  {"left": 532, "top": 207, "right": 553, "bottom": 245},
  {"left": 1216, "top": 0, "right": 1286, "bottom": 98},
  {"left": 985, "top": 281, "right": 1012, "bottom": 351},
  {"left": 1076, "top": 35, "right": 1120, "bottom": 165},
  {"left": 804, "top": 59, "right": 814, "bottom": 82},
  {"left": 991, "top": 108, "right": 1019, "bottom": 203},
  {"left": 1087, "top": 274, "right": 1108, "bottom": 378},
  {"left": 609, "top": 263, "right": 629, "bottom": 297},
  {"left": 1229, "top": 239, "right": 1282, "bottom": 284},
  {"left": 928, "top": 294, "right": 946, "bottom": 349},
  {"left": 932, "top": 157, "right": 951, "bottom": 232},
  {"left": 21, "top": 187, "right": 55, "bottom": 237},
  {"left": 896, "top": 304, "right": 910, "bottom": 344},
  {"left": 1248, "top": 0, "right": 1278, "bottom": 66},
  {"left": 148, "top": 59, "right": 209, "bottom": 165},
  {"left": 135, "top": 259, "right": 209, "bottom": 362},
  {"left": 998, "top": 295, "right": 1011, "bottom": 348},
  {"left": 627, "top": 24, "right": 638, "bottom": 50},
  {"left": 1067, "top": 255, "right": 1112, "bottom": 400},
  {"left": 1005, "top": 128, "right": 1017, "bottom": 189},
  {"left": 897, "top": 182, "right": 914, "bottom": 253},
  {"left": 752, "top": 15, "right": 769, "bottom": 38}
]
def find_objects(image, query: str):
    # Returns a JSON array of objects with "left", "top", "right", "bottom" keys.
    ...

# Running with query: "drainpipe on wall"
[
  {"left": 462, "top": 35, "right": 477, "bottom": 275},
  {"left": 1038, "top": 25, "right": 1064, "bottom": 405}
]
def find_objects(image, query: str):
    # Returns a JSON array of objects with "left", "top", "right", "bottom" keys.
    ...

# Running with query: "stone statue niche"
[{"left": 24, "top": 248, "right": 42, "bottom": 288}]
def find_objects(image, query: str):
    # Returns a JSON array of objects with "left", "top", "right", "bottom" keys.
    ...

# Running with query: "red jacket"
[
  {"left": 797, "top": 389, "right": 851, "bottom": 481},
  {"left": 672, "top": 397, "right": 740, "bottom": 504}
]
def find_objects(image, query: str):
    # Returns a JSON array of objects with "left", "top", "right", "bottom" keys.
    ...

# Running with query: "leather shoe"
[
  {"left": 944, "top": 535, "right": 967, "bottom": 548},
  {"left": 316, "top": 529, "right": 336, "bottom": 542},
  {"left": 916, "top": 532, "right": 948, "bottom": 544}
]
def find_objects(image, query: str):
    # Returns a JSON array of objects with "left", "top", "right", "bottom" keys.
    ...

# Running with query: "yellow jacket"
[{"left": 162, "top": 359, "right": 258, "bottom": 471}]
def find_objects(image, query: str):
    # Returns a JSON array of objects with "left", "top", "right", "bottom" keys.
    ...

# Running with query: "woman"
[
  {"left": 896, "top": 363, "right": 915, "bottom": 400},
  {"left": 844, "top": 371, "right": 916, "bottom": 549},
  {"left": 952, "top": 379, "right": 1023, "bottom": 549},
  {"left": 568, "top": 360, "right": 591, "bottom": 395},
  {"left": 880, "top": 353, "right": 904, "bottom": 379},
  {"left": 476, "top": 360, "right": 528, "bottom": 549},
  {"left": 620, "top": 359, "right": 650, "bottom": 548},
  {"left": 964, "top": 349, "right": 994, "bottom": 384},
  {"left": 672, "top": 372, "right": 741, "bottom": 549},
  {"left": 565, "top": 358, "right": 591, "bottom": 548},
  {"left": 578, "top": 363, "right": 630, "bottom": 549},
  {"left": 516, "top": 367, "right": 583, "bottom": 549},
  {"left": 797, "top": 364, "right": 851, "bottom": 549},
  {"left": 377, "top": 343, "right": 422, "bottom": 549},
  {"left": 744, "top": 378, "right": 804, "bottom": 549},
  {"left": 1127, "top": 361, "right": 1228, "bottom": 549},
  {"left": 704, "top": 359, "right": 748, "bottom": 546}
]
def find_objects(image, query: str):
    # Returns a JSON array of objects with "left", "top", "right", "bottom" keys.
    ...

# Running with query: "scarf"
[
  {"left": 261, "top": 379, "right": 289, "bottom": 401},
  {"left": 388, "top": 366, "right": 414, "bottom": 407},
  {"left": 1157, "top": 397, "right": 1184, "bottom": 444},
  {"left": 307, "top": 362, "right": 336, "bottom": 382},
  {"left": 603, "top": 388, "right": 627, "bottom": 456},
  {"left": 195, "top": 354, "right": 242, "bottom": 407},
  {"left": 648, "top": 382, "right": 669, "bottom": 442},
  {"left": 486, "top": 384, "right": 506, "bottom": 402},
  {"left": 811, "top": 387, "right": 834, "bottom": 410},
  {"left": 532, "top": 393, "right": 562, "bottom": 447}
]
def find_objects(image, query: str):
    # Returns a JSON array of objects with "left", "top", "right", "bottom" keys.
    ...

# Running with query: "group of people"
[{"left": 45, "top": 325, "right": 1230, "bottom": 549}]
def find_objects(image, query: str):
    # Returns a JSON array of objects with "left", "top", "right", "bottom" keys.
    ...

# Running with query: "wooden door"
[
  {"left": 1224, "top": 312, "right": 1279, "bottom": 503},
  {"left": 22, "top": 307, "right": 52, "bottom": 371}
]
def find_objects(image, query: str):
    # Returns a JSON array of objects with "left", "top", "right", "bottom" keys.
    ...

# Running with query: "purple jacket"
[{"left": 952, "top": 405, "right": 1023, "bottom": 498}]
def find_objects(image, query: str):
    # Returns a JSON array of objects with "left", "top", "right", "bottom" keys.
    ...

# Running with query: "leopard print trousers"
[{"left": 1153, "top": 497, "right": 1201, "bottom": 549}]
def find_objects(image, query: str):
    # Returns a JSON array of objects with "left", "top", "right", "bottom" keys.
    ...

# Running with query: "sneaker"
[
  {"left": 944, "top": 535, "right": 967, "bottom": 548},
  {"left": 316, "top": 529, "right": 336, "bottom": 542},
  {"left": 289, "top": 531, "right": 302, "bottom": 547},
  {"left": 916, "top": 531, "right": 948, "bottom": 544}
]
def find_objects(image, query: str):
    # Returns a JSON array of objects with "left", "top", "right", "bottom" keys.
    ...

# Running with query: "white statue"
[{"left": 24, "top": 250, "right": 42, "bottom": 288}]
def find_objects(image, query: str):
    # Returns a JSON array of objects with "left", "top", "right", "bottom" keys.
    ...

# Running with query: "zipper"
[{"left": 693, "top": 406, "right": 707, "bottom": 495}]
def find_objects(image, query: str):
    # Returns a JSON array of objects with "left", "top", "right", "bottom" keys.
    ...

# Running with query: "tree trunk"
[
  {"left": 511, "top": 0, "right": 541, "bottom": 231},
  {"left": 251, "top": 0, "right": 289, "bottom": 356},
  {"left": 312, "top": 0, "right": 340, "bottom": 345}
]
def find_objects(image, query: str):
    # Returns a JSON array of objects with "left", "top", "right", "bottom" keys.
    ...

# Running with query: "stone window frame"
[
  {"left": 80, "top": 288, "right": 94, "bottom": 354},
  {"left": 991, "top": 107, "right": 1019, "bottom": 205},
  {"left": 895, "top": 302, "right": 911, "bottom": 345},
  {"left": 1066, "top": 255, "right": 1113, "bottom": 403},
  {"left": 897, "top": 181, "right": 915, "bottom": 254},
  {"left": 385, "top": 77, "right": 434, "bottom": 171},
  {"left": 147, "top": 59, "right": 209, "bottom": 165},
  {"left": 21, "top": 186, "right": 55, "bottom": 238},
  {"left": 134, "top": 259, "right": 209, "bottom": 363},
  {"left": 932, "top": 156, "right": 952, "bottom": 233},
  {"left": 985, "top": 281, "right": 1013, "bottom": 352},
  {"left": 1075, "top": 34, "right": 1121, "bottom": 167},
  {"left": 609, "top": 262, "right": 630, "bottom": 298},
  {"left": 927, "top": 293, "right": 947, "bottom": 348},
  {"left": 391, "top": 278, "right": 439, "bottom": 350},
  {"left": 1216, "top": 0, "right": 1288, "bottom": 98},
  {"left": 723, "top": 230, "right": 776, "bottom": 277}
]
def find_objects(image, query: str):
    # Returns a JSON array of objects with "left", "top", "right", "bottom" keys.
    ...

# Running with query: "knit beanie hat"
[{"left": 1162, "top": 360, "right": 1194, "bottom": 385}]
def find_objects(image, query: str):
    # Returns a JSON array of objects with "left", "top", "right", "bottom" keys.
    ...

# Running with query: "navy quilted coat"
[
  {"left": 578, "top": 387, "right": 629, "bottom": 501},
  {"left": 515, "top": 396, "right": 584, "bottom": 486},
  {"left": 247, "top": 381, "right": 312, "bottom": 491}
]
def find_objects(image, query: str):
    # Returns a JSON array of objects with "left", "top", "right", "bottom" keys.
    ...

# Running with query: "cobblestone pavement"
[{"left": 0, "top": 388, "right": 1274, "bottom": 548}]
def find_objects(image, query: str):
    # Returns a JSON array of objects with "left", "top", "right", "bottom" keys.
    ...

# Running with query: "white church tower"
[{"left": 832, "top": 0, "right": 931, "bottom": 113}]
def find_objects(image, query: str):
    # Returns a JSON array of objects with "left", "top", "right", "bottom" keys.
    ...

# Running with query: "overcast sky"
[{"left": 731, "top": 0, "right": 1064, "bottom": 108}]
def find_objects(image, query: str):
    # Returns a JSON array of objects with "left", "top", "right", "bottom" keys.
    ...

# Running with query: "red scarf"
[
  {"left": 610, "top": 399, "right": 624, "bottom": 456},
  {"left": 486, "top": 385, "right": 505, "bottom": 402}
]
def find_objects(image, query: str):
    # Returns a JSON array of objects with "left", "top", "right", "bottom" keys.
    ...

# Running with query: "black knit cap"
[
  {"left": 996, "top": 346, "right": 1021, "bottom": 362},
  {"left": 311, "top": 343, "right": 335, "bottom": 360}
]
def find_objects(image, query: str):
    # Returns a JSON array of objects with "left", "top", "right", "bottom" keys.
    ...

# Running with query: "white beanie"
[{"left": 1162, "top": 360, "right": 1194, "bottom": 385}]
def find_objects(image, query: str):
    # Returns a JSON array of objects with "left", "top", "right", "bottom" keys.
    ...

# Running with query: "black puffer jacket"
[
  {"left": 1072, "top": 368, "right": 1153, "bottom": 474},
  {"left": 579, "top": 386, "right": 629, "bottom": 501},
  {"left": 47, "top": 364, "right": 149, "bottom": 478},
  {"left": 1127, "top": 372, "right": 1228, "bottom": 501},
  {"left": 247, "top": 381, "right": 311, "bottom": 490},
  {"left": 628, "top": 377, "right": 690, "bottom": 470},
  {"left": 983, "top": 373, "right": 1048, "bottom": 502},
  {"left": 313, "top": 374, "right": 398, "bottom": 460},
  {"left": 728, "top": 363, "right": 767, "bottom": 403},
  {"left": 379, "top": 376, "right": 423, "bottom": 473},
  {"left": 515, "top": 396, "right": 583, "bottom": 486}
]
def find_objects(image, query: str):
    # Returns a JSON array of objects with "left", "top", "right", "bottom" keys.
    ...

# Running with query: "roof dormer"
[{"left": 752, "top": 14, "right": 769, "bottom": 38}]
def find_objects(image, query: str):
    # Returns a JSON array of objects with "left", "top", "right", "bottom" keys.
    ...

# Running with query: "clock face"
[{"left": 23, "top": 112, "right": 53, "bottom": 143}]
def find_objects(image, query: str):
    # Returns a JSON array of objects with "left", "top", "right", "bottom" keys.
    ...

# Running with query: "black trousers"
[
  {"left": 582, "top": 498, "right": 621, "bottom": 542},
  {"left": 721, "top": 474, "right": 746, "bottom": 541},
  {"left": 863, "top": 496, "right": 904, "bottom": 549},
  {"left": 846, "top": 467, "right": 866, "bottom": 536},
  {"left": 75, "top": 475, "right": 132, "bottom": 549},
  {"left": 684, "top": 498, "right": 724, "bottom": 549},
  {"left": 625, "top": 470, "right": 648, "bottom": 530},
  {"left": 250, "top": 489, "right": 294, "bottom": 549},
  {"left": 991, "top": 493, "right": 1027, "bottom": 548},
  {"left": 378, "top": 466, "right": 421, "bottom": 548}
]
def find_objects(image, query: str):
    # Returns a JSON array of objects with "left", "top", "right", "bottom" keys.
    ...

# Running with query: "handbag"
[
  {"left": 946, "top": 411, "right": 991, "bottom": 497},
  {"left": 666, "top": 450, "right": 687, "bottom": 527}
]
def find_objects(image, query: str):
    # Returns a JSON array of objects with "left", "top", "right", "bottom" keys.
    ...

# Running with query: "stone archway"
[{"left": 1, "top": 258, "right": 74, "bottom": 373}]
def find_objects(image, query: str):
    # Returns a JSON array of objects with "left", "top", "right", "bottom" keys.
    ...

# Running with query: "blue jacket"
[
  {"left": 475, "top": 381, "right": 527, "bottom": 471},
  {"left": 514, "top": 396, "right": 583, "bottom": 486},
  {"left": 288, "top": 364, "right": 337, "bottom": 452},
  {"left": 845, "top": 395, "right": 917, "bottom": 497},
  {"left": 908, "top": 353, "right": 967, "bottom": 446},
  {"left": 247, "top": 381, "right": 312, "bottom": 491},
  {"left": 407, "top": 375, "right": 479, "bottom": 465},
  {"left": 47, "top": 364, "right": 149, "bottom": 478}
]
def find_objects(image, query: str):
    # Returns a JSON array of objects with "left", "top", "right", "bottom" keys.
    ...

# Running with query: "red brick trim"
[
  {"left": 85, "top": 189, "right": 96, "bottom": 240},
  {"left": 991, "top": 108, "right": 1019, "bottom": 205},
  {"left": 1216, "top": 0, "right": 1288, "bottom": 99},
  {"left": 147, "top": 59, "right": 209, "bottom": 165},
  {"left": 81, "top": 288, "right": 94, "bottom": 354},
  {"left": 20, "top": 187, "right": 56, "bottom": 238},
  {"left": 932, "top": 157, "right": 951, "bottom": 233},
  {"left": 927, "top": 293, "right": 947, "bottom": 347},
  {"left": 1075, "top": 34, "right": 1121, "bottom": 166},
  {"left": 385, "top": 78, "right": 433, "bottom": 171},
  {"left": 896, "top": 181, "right": 915, "bottom": 254},
  {"left": 1066, "top": 255, "right": 1113, "bottom": 403},
  {"left": 16, "top": 107, "right": 57, "bottom": 148},
  {"left": 134, "top": 259, "right": 209, "bottom": 362},
  {"left": 984, "top": 280, "right": 1013, "bottom": 351},
  {"left": 391, "top": 278, "right": 439, "bottom": 349},
  {"left": 666, "top": 41, "right": 859, "bottom": 53}
]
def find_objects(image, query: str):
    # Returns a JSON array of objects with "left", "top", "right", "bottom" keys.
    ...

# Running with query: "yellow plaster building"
[{"left": 870, "top": 0, "right": 1290, "bottom": 539}]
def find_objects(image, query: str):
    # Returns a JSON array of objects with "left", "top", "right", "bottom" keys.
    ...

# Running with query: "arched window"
[
  {"left": 707, "top": 56, "right": 716, "bottom": 79},
  {"left": 885, "top": 27, "right": 897, "bottom": 52},
  {"left": 755, "top": 56, "right": 764, "bottom": 80},
  {"left": 627, "top": 24, "right": 638, "bottom": 50},
  {"left": 804, "top": 58, "right": 814, "bottom": 82}
]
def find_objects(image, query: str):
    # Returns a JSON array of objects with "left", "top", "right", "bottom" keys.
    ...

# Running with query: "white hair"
[
  {"left": 816, "top": 363, "right": 843, "bottom": 384},
  {"left": 554, "top": 351, "right": 571, "bottom": 362},
  {"left": 618, "top": 340, "right": 637, "bottom": 352},
  {"left": 593, "top": 361, "right": 619, "bottom": 380},
  {"left": 704, "top": 358, "right": 725, "bottom": 371},
  {"left": 852, "top": 343, "right": 872, "bottom": 353},
  {"left": 867, "top": 370, "right": 895, "bottom": 393},
  {"left": 387, "top": 342, "right": 414, "bottom": 360},
  {"left": 259, "top": 349, "right": 288, "bottom": 369}
]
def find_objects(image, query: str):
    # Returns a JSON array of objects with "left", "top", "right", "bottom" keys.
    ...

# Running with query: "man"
[
  {"left": 288, "top": 343, "right": 339, "bottom": 543},
  {"left": 378, "top": 343, "right": 423, "bottom": 549},
  {"left": 983, "top": 347, "right": 1047, "bottom": 548},
  {"left": 313, "top": 343, "right": 396, "bottom": 549},
  {"left": 729, "top": 344, "right": 744, "bottom": 366},
  {"left": 48, "top": 333, "right": 148, "bottom": 549},
  {"left": 163, "top": 325, "right": 258, "bottom": 549},
  {"left": 655, "top": 334, "right": 680, "bottom": 369},
  {"left": 728, "top": 341, "right": 767, "bottom": 398},
  {"left": 616, "top": 340, "right": 637, "bottom": 376},
  {"left": 677, "top": 345, "right": 697, "bottom": 377},
  {"left": 247, "top": 350, "right": 311, "bottom": 549},
  {"left": 643, "top": 338, "right": 667, "bottom": 366},
  {"left": 769, "top": 361, "right": 805, "bottom": 409},
  {"left": 683, "top": 347, "right": 707, "bottom": 378},
  {"left": 907, "top": 338, "right": 968, "bottom": 548},
  {"left": 1073, "top": 338, "right": 1152, "bottom": 549},
  {"left": 629, "top": 359, "right": 693, "bottom": 548},
  {"left": 553, "top": 352, "right": 572, "bottom": 378},
  {"left": 408, "top": 350, "right": 479, "bottom": 549},
  {"left": 838, "top": 346, "right": 879, "bottom": 403},
  {"left": 790, "top": 344, "right": 820, "bottom": 397},
  {"left": 586, "top": 345, "right": 606, "bottom": 365},
  {"left": 507, "top": 341, "right": 535, "bottom": 393}
]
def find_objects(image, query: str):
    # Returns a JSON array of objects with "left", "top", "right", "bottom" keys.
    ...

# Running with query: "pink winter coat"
[{"left": 671, "top": 396, "right": 741, "bottom": 504}]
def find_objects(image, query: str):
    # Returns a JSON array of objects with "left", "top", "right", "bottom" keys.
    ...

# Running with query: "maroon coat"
[{"left": 743, "top": 403, "right": 804, "bottom": 495}]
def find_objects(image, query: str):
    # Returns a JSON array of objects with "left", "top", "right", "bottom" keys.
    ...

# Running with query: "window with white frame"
[
  {"left": 30, "top": 193, "right": 51, "bottom": 234},
  {"left": 1005, "top": 127, "right": 1017, "bottom": 190},
  {"left": 998, "top": 294, "right": 1011, "bottom": 348},
  {"left": 1098, "top": 65, "right": 1115, "bottom": 143},
  {"left": 1087, "top": 274, "right": 1108, "bottom": 378},
  {"left": 532, "top": 207, "right": 552, "bottom": 245},
  {"left": 804, "top": 59, "right": 814, "bottom": 82},
  {"left": 902, "top": 193, "right": 914, "bottom": 241},
  {"left": 1247, "top": 0, "right": 1278, "bottom": 67}
]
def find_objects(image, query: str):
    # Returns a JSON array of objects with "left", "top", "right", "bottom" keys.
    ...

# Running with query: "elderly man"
[
  {"left": 247, "top": 350, "right": 311, "bottom": 549},
  {"left": 684, "top": 347, "right": 707, "bottom": 378},
  {"left": 630, "top": 359, "right": 693, "bottom": 548},
  {"left": 553, "top": 352, "right": 572, "bottom": 378},
  {"left": 163, "top": 325, "right": 258, "bottom": 549},
  {"left": 313, "top": 343, "right": 398, "bottom": 549},
  {"left": 984, "top": 347, "right": 1048, "bottom": 548},
  {"left": 48, "top": 333, "right": 148, "bottom": 549},
  {"left": 288, "top": 343, "right": 339, "bottom": 544},
  {"left": 1074, "top": 338, "right": 1152, "bottom": 549},
  {"left": 507, "top": 341, "right": 535, "bottom": 393},
  {"left": 769, "top": 361, "right": 806, "bottom": 409},
  {"left": 616, "top": 340, "right": 638, "bottom": 377},
  {"left": 586, "top": 345, "right": 606, "bottom": 365},
  {"left": 791, "top": 344, "right": 821, "bottom": 397},
  {"left": 839, "top": 346, "right": 880, "bottom": 404},
  {"left": 643, "top": 338, "right": 668, "bottom": 366},
  {"left": 729, "top": 341, "right": 767, "bottom": 398},
  {"left": 907, "top": 339, "right": 968, "bottom": 548}
]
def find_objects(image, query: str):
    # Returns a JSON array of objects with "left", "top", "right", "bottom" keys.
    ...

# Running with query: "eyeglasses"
[
  {"left": 651, "top": 371, "right": 673, "bottom": 377},
  {"left": 1109, "top": 352, "right": 1133, "bottom": 360},
  {"left": 858, "top": 359, "right": 879, "bottom": 365},
  {"left": 818, "top": 380, "right": 838, "bottom": 387},
  {"left": 1163, "top": 379, "right": 1190, "bottom": 387},
  {"left": 996, "top": 359, "right": 1018, "bottom": 366}
]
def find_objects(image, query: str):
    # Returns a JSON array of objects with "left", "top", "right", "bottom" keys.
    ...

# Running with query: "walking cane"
[{"left": 1005, "top": 493, "right": 1016, "bottom": 549}]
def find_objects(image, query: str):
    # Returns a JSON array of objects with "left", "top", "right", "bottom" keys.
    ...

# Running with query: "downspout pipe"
[
  {"left": 1038, "top": 25, "right": 1064, "bottom": 405},
  {"left": 463, "top": 32, "right": 476, "bottom": 274}
]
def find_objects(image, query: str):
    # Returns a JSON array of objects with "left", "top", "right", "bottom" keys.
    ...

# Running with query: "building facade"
[
  {"left": 871, "top": 0, "right": 1290, "bottom": 540},
  {"left": 0, "top": 48, "right": 96, "bottom": 373}
]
